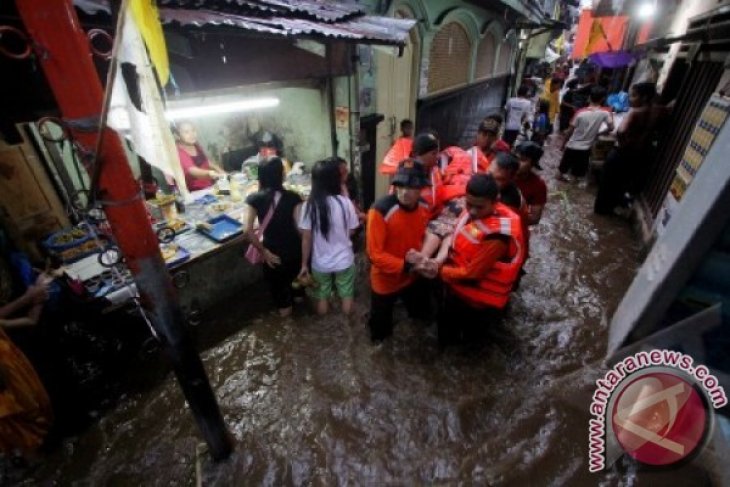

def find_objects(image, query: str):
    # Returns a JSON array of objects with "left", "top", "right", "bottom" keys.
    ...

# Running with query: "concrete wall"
[
  {"left": 355, "top": 0, "right": 514, "bottom": 102},
  {"left": 333, "top": 75, "right": 355, "bottom": 162},
  {"left": 391, "top": 0, "right": 514, "bottom": 99},
  {"left": 166, "top": 81, "right": 335, "bottom": 169},
  {"left": 356, "top": 0, "right": 515, "bottom": 201}
]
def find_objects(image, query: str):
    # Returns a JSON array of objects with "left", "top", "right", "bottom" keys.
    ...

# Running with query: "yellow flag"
[
  {"left": 584, "top": 19, "right": 605, "bottom": 56},
  {"left": 129, "top": 0, "right": 169, "bottom": 85}
]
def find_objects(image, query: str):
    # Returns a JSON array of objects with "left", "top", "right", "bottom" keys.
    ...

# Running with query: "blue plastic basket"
[{"left": 42, "top": 228, "right": 100, "bottom": 263}]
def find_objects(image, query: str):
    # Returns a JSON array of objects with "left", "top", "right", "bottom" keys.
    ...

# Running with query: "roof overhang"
[
  {"left": 464, "top": 0, "right": 548, "bottom": 25},
  {"left": 74, "top": 0, "right": 417, "bottom": 48}
]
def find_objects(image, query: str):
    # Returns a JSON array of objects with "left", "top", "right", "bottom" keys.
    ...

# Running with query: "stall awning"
[
  {"left": 572, "top": 9, "right": 628, "bottom": 59},
  {"left": 159, "top": 9, "right": 417, "bottom": 46},
  {"left": 75, "top": 0, "right": 417, "bottom": 47}
]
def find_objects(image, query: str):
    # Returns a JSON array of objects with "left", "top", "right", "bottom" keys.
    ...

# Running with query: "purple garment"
[{"left": 589, "top": 51, "right": 636, "bottom": 68}]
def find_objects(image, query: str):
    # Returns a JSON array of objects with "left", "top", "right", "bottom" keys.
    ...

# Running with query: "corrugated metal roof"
[
  {"left": 240, "top": 0, "right": 363, "bottom": 23},
  {"left": 75, "top": 0, "right": 416, "bottom": 46},
  {"left": 160, "top": 9, "right": 285, "bottom": 35},
  {"left": 159, "top": 0, "right": 364, "bottom": 23},
  {"left": 159, "top": 8, "right": 417, "bottom": 46}
]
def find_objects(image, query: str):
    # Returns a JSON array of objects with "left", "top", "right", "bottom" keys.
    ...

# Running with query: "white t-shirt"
[
  {"left": 566, "top": 107, "right": 613, "bottom": 151},
  {"left": 298, "top": 195, "right": 360, "bottom": 273},
  {"left": 504, "top": 97, "right": 533, "bottom": 131}
]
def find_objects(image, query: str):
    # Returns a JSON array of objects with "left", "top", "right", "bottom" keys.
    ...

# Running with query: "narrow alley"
[
  {"left": 13, "top": 139, "right": 650, "bottom": 485},
  {"left": 2, "top": 0, "right": 729, "bottom": 485}
]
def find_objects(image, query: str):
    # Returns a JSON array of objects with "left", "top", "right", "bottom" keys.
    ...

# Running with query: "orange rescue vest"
[
  {"left": 421, "top": 166, "right": 444, "bottom": 213},
  {"left": 441, "top": 146, "right": 492, "bottom": 202},
  {"left": 443, "top": 146, "right": 490, "bottom": 182},
  {"left": 379, "top": 137, "right": 413, "bottom": 175},
  {"left": 447, "top": 203, "right": 526, "bottom": 309}
]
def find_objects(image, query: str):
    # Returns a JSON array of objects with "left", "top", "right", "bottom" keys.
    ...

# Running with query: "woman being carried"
[{"left": 415, "top": 121, "right": 511, "bottom": 270}]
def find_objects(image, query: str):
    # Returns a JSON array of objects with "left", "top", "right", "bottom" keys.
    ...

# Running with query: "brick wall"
[
  {"left": 475, "top": 34, "right": 496, "bottom": 80},
  {"left": 427, "top": 22, "right": 472, "bottom": 94}
]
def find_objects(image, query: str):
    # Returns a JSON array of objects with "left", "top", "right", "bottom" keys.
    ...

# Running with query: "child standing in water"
[{"left": 298, "top": 158, "right": 361, "bottom": 315}]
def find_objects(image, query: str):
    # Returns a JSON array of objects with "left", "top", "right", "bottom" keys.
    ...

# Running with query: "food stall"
[
  {"left": 2, "top": 1, "right": 414, "bottom": 320},
  {"left": 52, "top": 168, "right": 311, "bottom": 314}
]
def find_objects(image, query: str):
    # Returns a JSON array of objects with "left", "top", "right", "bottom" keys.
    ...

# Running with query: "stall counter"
[{"left": 64, "top": 172, "right": 311, "bottom": 313}]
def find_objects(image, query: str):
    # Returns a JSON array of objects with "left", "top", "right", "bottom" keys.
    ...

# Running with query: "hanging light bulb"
[{"left": 637, "top": 1, "right": 657, "bottom": 19}]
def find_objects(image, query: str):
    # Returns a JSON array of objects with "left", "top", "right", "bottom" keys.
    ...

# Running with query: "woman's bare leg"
[
  {"left": 420, "top": 232, "right": 443, "bottom": 258},
  {"left": 434, "top": 234, "right": 453, "bottom": 265},
  {"left": 316, "top": 299, "right": 329, "bottom": 315},
  {"left": 341, "top": 297, "right": 353, "bottom": 315}
]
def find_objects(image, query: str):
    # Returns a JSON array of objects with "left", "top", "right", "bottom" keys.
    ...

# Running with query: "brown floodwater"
[{"left": 9, "top": 139, "right": 717, "bottom": 485}]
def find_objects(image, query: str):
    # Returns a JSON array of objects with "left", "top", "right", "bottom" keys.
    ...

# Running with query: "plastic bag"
[{"left": 607, "top": 92, "right": 629, "bottom": 113}]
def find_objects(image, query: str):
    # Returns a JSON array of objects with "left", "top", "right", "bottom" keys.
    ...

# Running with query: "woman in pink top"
[{"left": 174, "top": 121, "right": 226, "bottom": 191}]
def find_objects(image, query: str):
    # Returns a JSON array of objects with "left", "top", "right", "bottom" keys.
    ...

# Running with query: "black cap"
[
  {"left": 412, "top": 133, "right": 439, "bottom": 156},
  {"left": 478, "top": 118, "right": 501, "bottom": 134},
  {"left": 514, "top": 141, "right": 544, "bottom": 170},
  {"left": 392, "top": 158, "right": 431, "bottom": 188}
]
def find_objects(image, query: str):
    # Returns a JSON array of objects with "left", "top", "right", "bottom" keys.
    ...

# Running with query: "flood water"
[{"left": 10, "top": 139, "right": 713, "bottom": 485}]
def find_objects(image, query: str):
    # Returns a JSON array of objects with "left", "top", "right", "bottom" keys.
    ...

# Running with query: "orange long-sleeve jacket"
[{"left": 366, "top": 194, "right": 430, "bottom": 295}]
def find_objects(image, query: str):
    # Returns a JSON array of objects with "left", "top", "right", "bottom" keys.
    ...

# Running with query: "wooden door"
[
  {"left": 374, "top": 41, "right": 416, "bottom": 199},
  {"left": 0, "top": 124, "right": 69, "bottom": 260}
]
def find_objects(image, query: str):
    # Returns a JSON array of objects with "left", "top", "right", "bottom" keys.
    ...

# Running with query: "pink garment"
[{"left": 177, "top": 144, "right": 213, "bottom": 191}]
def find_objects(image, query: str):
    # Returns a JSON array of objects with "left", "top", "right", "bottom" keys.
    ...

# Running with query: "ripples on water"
[{"left": 20, "top": 138, "right": 698, "bottom": 485}]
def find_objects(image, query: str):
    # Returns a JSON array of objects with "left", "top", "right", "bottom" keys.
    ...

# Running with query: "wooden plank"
[{"left": 0, "top": 125, "right": 70, "bottom": 260}]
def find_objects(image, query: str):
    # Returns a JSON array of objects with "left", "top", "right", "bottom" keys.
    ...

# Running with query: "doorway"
[{"left": 373, "top": 13, "right": 419, "bottom": 199}]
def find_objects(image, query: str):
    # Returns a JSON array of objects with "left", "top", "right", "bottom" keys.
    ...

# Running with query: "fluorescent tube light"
[{"left": 166, "top": 97, "right": 280, "bottom": 120}]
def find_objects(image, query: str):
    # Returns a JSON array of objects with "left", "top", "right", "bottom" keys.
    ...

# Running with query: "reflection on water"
[{"left": 16, "top": 139, "right": 705, "bottom": 485}]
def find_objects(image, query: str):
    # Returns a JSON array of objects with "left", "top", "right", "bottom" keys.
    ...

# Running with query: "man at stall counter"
[
  {"left": 174, "top": 121, "right": 226, "bottom": 191},
  {"left": 435, "top": 174, "right": 526, "bottom": 346},
  {"left": 367, "top": 160, "right": 433, "bottom": 343}
]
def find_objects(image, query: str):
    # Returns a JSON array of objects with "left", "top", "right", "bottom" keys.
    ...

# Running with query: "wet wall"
[
  {"left": 167, "top": 81, "right": 334, "bottom": 168},
  {"left": 415, "top": 75, "right": 509, "bottom": 148}
]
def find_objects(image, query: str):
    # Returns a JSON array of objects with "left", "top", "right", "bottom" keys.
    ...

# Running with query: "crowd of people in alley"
[
  {"left": 240, "top": 111, "right": 549, "bottom": 345},
  {"left": 241, "top": 61, "right": 673, "bottom": 347},
  {"left": 1, "top": 60, "right": 673, "bottom": 460}
]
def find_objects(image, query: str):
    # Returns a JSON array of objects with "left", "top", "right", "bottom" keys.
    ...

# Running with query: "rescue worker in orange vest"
[
  {"left": 367, "top": 159, "right": 433, "bottom": 343},
  {"left": 418, "top": 174, "right": 526, "bottom": 346},
  {"left": 410, "top": 133, "right": 444, "bottom": 218},
  {"left": 378, "top": 119, "right": 414, "bottom": 176},
  {"left": 418, "top": 128, "right": 514, "bottom": 266},
  {"left": 441, "top": 119, "right": 499, "bottom": 201}
]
